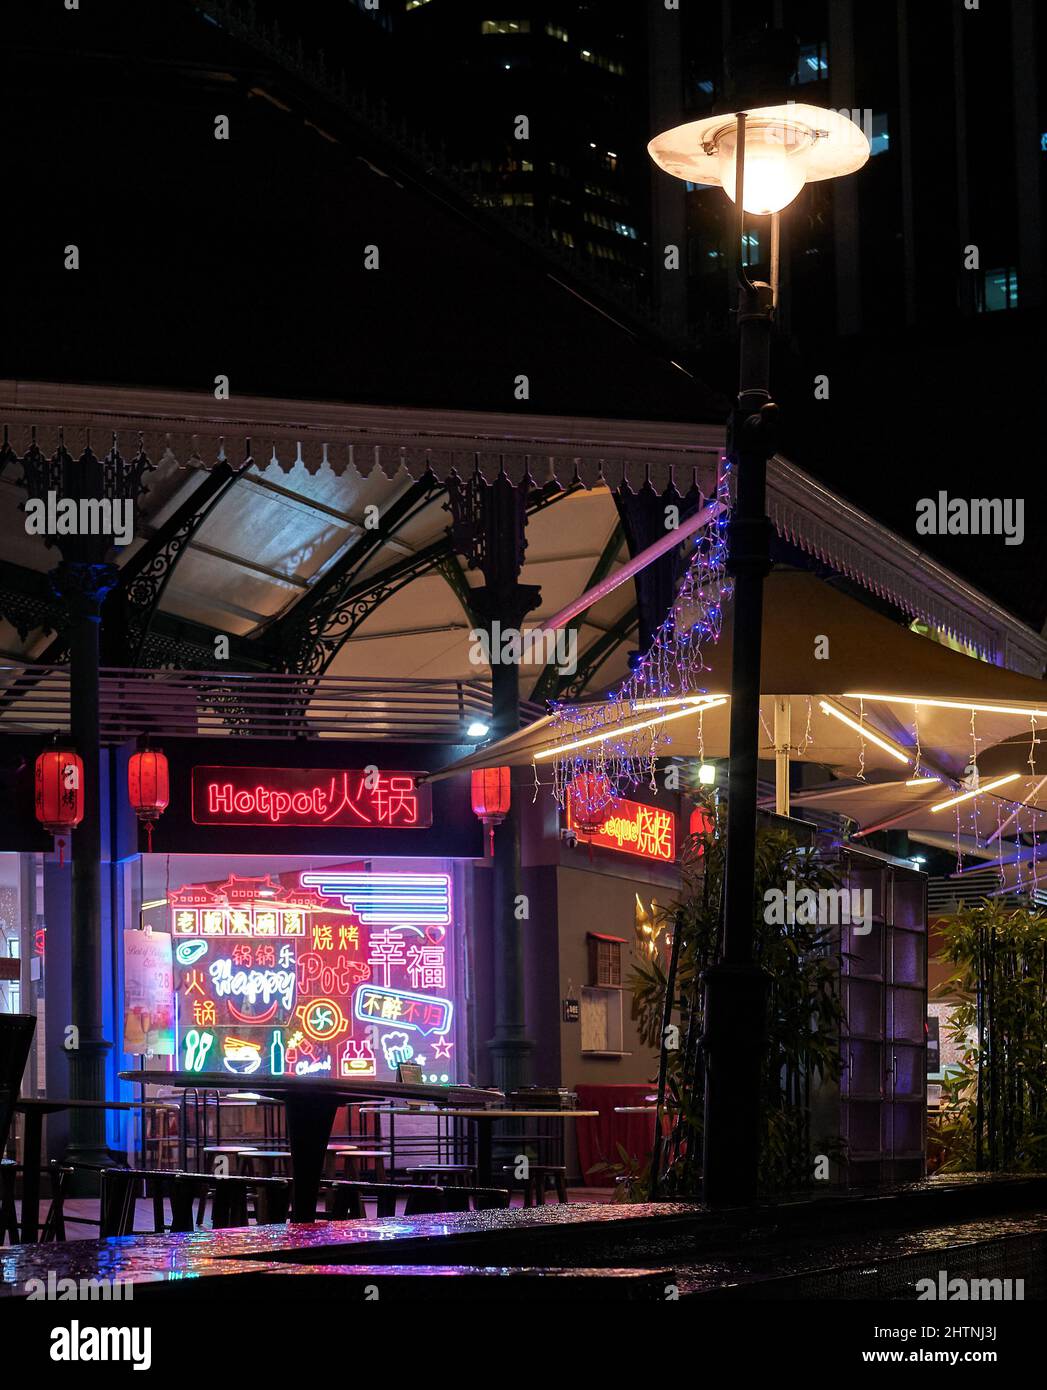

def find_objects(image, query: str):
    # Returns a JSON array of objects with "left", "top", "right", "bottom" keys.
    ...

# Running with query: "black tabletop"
[{"left": 120, "top": 1070, "right": 503, "bottom": 1108}]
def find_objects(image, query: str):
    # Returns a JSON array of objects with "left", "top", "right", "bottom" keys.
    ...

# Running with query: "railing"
[{"left": 0, "top": 665, "right": 544, "bottom": 744}]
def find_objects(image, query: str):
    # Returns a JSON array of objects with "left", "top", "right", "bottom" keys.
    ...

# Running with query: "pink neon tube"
[{"left": 539, "top": 498, "right": 726, "bottom": 633}]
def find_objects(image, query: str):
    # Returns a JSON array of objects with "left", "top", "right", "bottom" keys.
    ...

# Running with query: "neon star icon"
[{"left": 432, "top": 1036, "right": 453, "bottom": 1058}]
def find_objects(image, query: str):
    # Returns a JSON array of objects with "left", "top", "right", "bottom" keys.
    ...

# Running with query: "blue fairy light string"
[{"left": 550, "top": 460, "right": 734, "bottom": 815}]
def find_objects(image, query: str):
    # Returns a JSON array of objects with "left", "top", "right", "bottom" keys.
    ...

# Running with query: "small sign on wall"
[{"left": 562, "top": 998, "right": 580, "bottom": 1023}]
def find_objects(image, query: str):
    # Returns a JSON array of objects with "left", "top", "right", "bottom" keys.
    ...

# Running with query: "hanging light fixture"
[
  {"left": 471, "top": 767, "right": 510, "bottom": 856},
  {"left": 648, "top": 102, "right": 870, "bottom": 215},
  {"left": 34, "top": 746, "right": 84, "bottom": 866},
  {"left": 128, "top": 746, "right": 170, "bottom": 852}
]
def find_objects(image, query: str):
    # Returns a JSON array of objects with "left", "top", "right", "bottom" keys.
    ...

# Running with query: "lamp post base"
[
  {"left": 64, "top": 1038, "right": 116, "bottom": 1187},
  {"left": 701, "top": 961, "right": 769, "bottom": 1206},
  {"left": 487, "top": 1035, "right": 535, "bottom": 1094}
]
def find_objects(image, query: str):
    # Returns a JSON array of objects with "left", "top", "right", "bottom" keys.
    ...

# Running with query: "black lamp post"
[{"left": 648, "top": 44, "right": 869, "bottom": 1205}]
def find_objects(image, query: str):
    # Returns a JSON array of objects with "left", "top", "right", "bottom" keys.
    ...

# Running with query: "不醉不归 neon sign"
[
  {"left": 566, "top": 795, "right": 677, "bottom": 861},
  {"left": 191, "top": 766, "right": 432, "bottom": 829},
  {"left": 170, "top": 872, "right": 456, "bottom": 1081}
]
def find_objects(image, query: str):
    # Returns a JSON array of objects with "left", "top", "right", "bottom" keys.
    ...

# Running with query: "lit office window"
[
  {"left": 742, "top": 231, "right": 761, "bottom": 265},
  {"left": 870, "top": 113, "right": 889, "bottom": 156},
  {"left": 481, "top": 20, "right": 530, "bottom": 35},
  {"left": 978, "top": 268, "right": 1018, "bottom": 313},
  {"left": 545, "top": 23, "right": 569, "bottom": 42},
  {"left": 580, "top": 49, "right": 625, "bottom": 75},
  {"left": 795, "top": 41, "right": 829, "bottom": 84}
]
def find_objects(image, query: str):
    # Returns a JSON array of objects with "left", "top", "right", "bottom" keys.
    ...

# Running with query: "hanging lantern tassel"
[
  {"left": 128, "top": 748, "right": 170, "bottom": 854},
  {"left": 471, "top": 767, "right": 511, "bottom": 859},
  {"left": 55, "top": 836, "right": 66, "bottom": 868}
]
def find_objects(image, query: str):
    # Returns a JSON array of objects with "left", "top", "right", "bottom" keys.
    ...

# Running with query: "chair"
[
  {"left": 403, "top": 1163, "right": 477, "bottom": 1186},
  {"left": 99, "top": 1167, "right": 292, "bottom": 1235},
  {"left": 324, "top": 1179, "right": 510, "bottom": 1219},
  {"left": 500, "top": 1162, "right": 569, "bottom": 1206},
  {"left": 0, "top": 1014, "right": 70, "bottom": 1245},
  {"left": 0, "top": 1014, "right": 35, "bottom": 1158}
]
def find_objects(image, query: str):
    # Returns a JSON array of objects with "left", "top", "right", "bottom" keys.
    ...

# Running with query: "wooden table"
[
  {"left": 13, "top": 1097, "right": 166, "bottom": 1244},
  {"left": 121, "top": 1071, "right": 503, "bottom": 1222}
]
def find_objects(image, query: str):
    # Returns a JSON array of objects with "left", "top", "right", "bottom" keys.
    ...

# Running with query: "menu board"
[{"left": 123, "top": 928, "right": 175, "bottom": 1055}]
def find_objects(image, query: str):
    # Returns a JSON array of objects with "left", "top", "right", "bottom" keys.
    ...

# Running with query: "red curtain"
[{"left": 575, "top": 1083, "right": 657, "bottom": 1186}]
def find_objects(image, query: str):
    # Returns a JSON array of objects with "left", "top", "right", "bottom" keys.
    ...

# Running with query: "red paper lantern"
[
  {"left": 471, "top": 767, "right": 511, "bottom": 855},
  {"left": 35, "top": 748, "right": 84, "bottom": 865},
  {"left": 568, "top": 771, "right": 613, "bottom": 837},
  {"left": 128, "top": 748, "right": 170, "bottom": 852},
  {"left": 689, "top": 806, "right": 714, "bottom": 856}
]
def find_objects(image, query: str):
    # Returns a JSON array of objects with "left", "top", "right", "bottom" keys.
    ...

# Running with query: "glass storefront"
[{"left": 133, "top": 854, "right": 466, "bottom": 1086}]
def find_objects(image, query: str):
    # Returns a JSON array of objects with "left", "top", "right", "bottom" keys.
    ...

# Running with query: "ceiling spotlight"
[
  {"left": 466, "top": 721, "right": 490, "bottom": 739},
  {"left": 698, "top": 763, "right": 717, "bottom": 785}
]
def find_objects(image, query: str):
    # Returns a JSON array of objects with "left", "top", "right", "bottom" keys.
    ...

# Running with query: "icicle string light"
[
  {"left": 857, "top": 698, "right": 866, "bottom": 781},
  {"left": 550, "top": 461, "right": 734, "bottom": 817}
]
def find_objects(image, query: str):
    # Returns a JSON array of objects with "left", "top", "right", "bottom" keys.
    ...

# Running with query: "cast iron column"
[
  {"left": 701, "top": 274, "right": 777, "bottom": 1207},
  {"left": 55, "top": 560, "right": 118, "bottom": 1164},
  {"left": 18, "top": 439, "right": 151, "bottom": 1168},
  {"left": 447, "top": 476, "right": 540, "bottom": 1092}
]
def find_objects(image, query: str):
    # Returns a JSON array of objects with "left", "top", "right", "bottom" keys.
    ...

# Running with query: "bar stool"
[
  {"left": 329, "top": 1146, "right": 391, "bottom": 1181},
  {"left": 202, "top": 1144, "right": 256, "bottom": 1175},
  {"left": 404, "top": 1163, "right": 477, "bottom": 1187},
  {"left": 237, "top": 1149, "right": 291, "bottom": 1179},
  {"left": 500, "top": 1162, "right": 568, "bottom": 1206}
]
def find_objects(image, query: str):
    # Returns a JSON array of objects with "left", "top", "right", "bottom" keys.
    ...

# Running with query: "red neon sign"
[
  {"left": 566, "top": 794, "right": 677, "bottom": 862},
  {"left": 191, "top": 767, "right": 432, "bottom": 829}
]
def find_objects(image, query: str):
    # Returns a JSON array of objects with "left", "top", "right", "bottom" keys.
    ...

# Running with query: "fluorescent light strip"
[
  {"left": 930, "top": 772, "right": 1021, "bottom": 813},
  {"left": 631, "top": 694, "right": 728, "bottom": 712},
  {"left": 818, "top": 700, "right": 911, "bottom": 765},
  {"left": 905, "top": 777, "right": 940, "bottom": 786},
  {"left": 845, "top": 693, "right": 1047, "bottom": 721},
  {"left": 535, "top": 697, "right": 728, "bottom": 761}
]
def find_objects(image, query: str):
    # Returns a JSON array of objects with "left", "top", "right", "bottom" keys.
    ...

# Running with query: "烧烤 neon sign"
[
  {"left": 566, "top": 795, "right": 677, "bottom": 862},
  {"left": 169, "top": 871, "right": 456, "bottom": 1082}
]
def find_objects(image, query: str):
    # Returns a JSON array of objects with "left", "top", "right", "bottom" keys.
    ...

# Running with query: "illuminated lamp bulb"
[{"left": 715, "top": 122, "right": 808, "bottom": 214}]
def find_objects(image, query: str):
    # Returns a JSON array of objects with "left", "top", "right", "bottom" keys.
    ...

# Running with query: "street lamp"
[
  {"left": 649, "top": 96, "right": 867, "bottom": 1207},
  {"left": 648, "top": 102, "right": 869, "bottom": 215}
]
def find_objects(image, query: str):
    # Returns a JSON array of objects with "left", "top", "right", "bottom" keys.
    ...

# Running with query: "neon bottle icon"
[{"left": 270, "top": 1030, "right": 286, "bottom": 1076}]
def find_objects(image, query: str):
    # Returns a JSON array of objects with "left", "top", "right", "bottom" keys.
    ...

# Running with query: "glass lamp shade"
[
  {"left": 648, "top": 103, "right": 870, "bottom": 213},
  {"left": 714, "top": 124, "right": 809, "bottom": 213}
]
